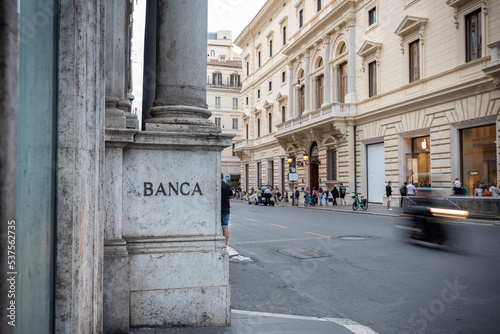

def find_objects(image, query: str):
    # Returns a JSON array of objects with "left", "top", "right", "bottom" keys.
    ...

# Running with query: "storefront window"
[
  {"left": 461, "top": 124, "right": 497, "bottom": 195},
  {"left": 406, "top": 136, "right": 431, "bottom": 186}
]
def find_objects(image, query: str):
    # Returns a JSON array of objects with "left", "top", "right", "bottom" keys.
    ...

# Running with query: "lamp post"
[{"left": 287, "top": 155, "right": 296, "bottom": 206}]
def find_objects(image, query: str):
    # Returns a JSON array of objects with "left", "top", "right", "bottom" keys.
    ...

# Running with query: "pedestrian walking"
[
  {"left": 386, "top": 181, "right": 393, "bottom": 210},
  {"left": 257, "top": 188, "right": 263, "bottom": 204},
  {"left": 332, "top": 186, "right": 339, "bottom": 205},
  {"left": 489, "top": 182, "right": 499, "bottom": 197},
  {"left": 294, "top": 187, "right": 300, "bottom": 206},
  {"left": 220, "top": 174, "right": 233, "bottom": 245},
  {"left": 274, "top": 186, "right": 280, "bottom": 206},
  {"left": 324, "top": 188, "right": 329, "bottom": 205},
  {"left": 400, "top": 182, "right": 407, "bottom": 207},
  {"left": 339, "top": 183, "right": 346, "bottom": 205},
  {"left": 318, "top": 188, "right": 324, "bottom": 206},
  {"left": 406, "top": 181, "right": 416, "bottom": 196}
]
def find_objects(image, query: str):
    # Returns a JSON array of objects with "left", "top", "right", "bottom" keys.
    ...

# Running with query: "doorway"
[{"left": 309, "top": 142, "right": 320, "bottom": 191}]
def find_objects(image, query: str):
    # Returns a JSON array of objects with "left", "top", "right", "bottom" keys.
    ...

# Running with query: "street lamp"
[
  {"left": 287, "top": 154, "right": 300, "bottom": 206},
  {"left": 302, "top": 151, "right": 320, "bottom": 165}
]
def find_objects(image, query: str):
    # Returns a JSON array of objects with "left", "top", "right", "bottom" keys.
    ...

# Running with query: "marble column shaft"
[
  {"left": 288, "top": 66, "right": 294, "bottom": 118},
  {"left": 105, "top": 0, "right": 138, "bottom": 129},
  {"left": 347, "top": 24, "right": 356, "bottom": 103},
  {"left": 323, "top": 42, "right": 331, "bottom": 104},
  {"left": 304, "top": 55, "right": 310, "bottom": 112}
]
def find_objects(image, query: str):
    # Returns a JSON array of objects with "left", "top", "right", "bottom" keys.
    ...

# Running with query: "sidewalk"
[
  {"left": 237, "top": 195, "right": 404, "bottom": 217},
  {"left": 131, "top": 309, "right": 377, "bottom": 333}
]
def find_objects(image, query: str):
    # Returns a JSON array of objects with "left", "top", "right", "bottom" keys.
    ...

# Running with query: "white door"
[{"left": 367, "top": 143, "right": 385, "bottom": 203}]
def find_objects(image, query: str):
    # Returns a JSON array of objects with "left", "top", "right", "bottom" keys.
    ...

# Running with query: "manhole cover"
[
  {"left": 339, "top": 236, "right": 369, "bottom": 241},
  {"left": 277, "top": 248, "right": 332, "bottom": 259}
]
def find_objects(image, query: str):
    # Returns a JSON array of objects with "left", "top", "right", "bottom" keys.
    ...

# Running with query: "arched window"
[
  {"left": 210, "top": 50, "right": 215, "bottom": 57},
  {"left": 339, "top": 42, "right": 346, "bottom": 55},
  {"left": 281, "top": 106, "right": 286, "bottom": 122}
]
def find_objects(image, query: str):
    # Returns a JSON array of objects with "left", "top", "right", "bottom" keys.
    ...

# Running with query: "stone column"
[
  {"left": 296, "top": 83, "right": 302, "bottom": 116},
  {"left": 0, "top": 1, "right": 18, "bottom": 333},
  {"left": 333, "top": 66, "right": 339, "bottom": 102},
  {"left": 145, "top": 0, "right": 215, "bottom": 132},
  {"left": 288, "top": 62, "right": 294, "bottom": 118},
  {"left": 304, "top": 52, "right": 311, "bottom": 113},
  {"left": 346, "top": 18, "right": 356, "bottom": 104},
  {"left": 105, "top": 0, "right": 138, "bottom": 129},
  {"left": 323, "top": 37, "right": 331, "bottom": 105},
  {"left": 120, "top": 0, "right": 233, "bottom": 329},
  {"left": 56, "top": 0, "right": 106, "bottom": 332},
  {"left": 312, "top": 78, "right": 317, "bottom": 110}
]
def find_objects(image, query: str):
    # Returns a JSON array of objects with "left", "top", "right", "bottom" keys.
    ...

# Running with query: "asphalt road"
[{"left": 227, "top": 200, "right": 500, "bottom": 334}]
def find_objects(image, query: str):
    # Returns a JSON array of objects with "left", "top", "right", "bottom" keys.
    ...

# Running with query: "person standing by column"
[
  {"left": 221, "top": 174, "right": 233, "bottom": 245},
  {"left": 339, "top": 183, "right": 346, "bottom": 205},
  {"left": 386, "top": 181, "right": 393, "bottom": 211}
]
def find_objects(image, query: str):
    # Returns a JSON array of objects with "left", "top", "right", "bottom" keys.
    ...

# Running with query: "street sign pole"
[{"left": 292, "top": 180, "right": 295, "bottom": 206}]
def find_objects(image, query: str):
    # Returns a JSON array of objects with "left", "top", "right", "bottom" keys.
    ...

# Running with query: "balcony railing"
[
  {"left": 234, "top": 139, "right": 253, "bottom": 151},
  {"left": 276, "top": 102, "right": 354, "bottom": 135},
  {"left": 207, "top": 81, "right": 242, "bottom": 89}
]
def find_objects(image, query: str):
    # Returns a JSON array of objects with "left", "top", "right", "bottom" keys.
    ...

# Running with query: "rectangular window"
[
  {"left": 299, "top": 10, "right": 304, "bottom": 28},
  {"left": 232, "top": 118, "right": 239, "bottom": 130},
  {"left": 283, "top": 26, "right": 287, "bottom": 45},
  {"left": 230, "top": 74, "right": 240, "bottom": 87},
  {"left": 257, "top": 162, "right": 262, "bottom": 187},
  {"left": 282, "top": 71, "right": 286, "bottom": 83},
  {"left": 317, "top": 0, "right": 322, "bottom": 12},
  {"left": 466, "top": 9, "right": 482, "bottom": 62},
  {"left": 368, "top": 7, "right": 376, "bottom": 26},
  {"left": 258, "top": 51, "right": 261, "bottom": 67},
  {"left": 299, "top": 86, "right": 305, "bottom": 115},
  {"left": 257, "top": 118, "right": 261, "bottom": 137},
  {"left": 327, "top": 149, "right": 337, "bottom": 181},
  {"left": 212, "top": 72, "right": 222, "bottom": 85},
  {"left": 368, "top": 61, "right": 377, "bottom": 97},
  {"left": 270, "top": 40, "right": 273, "bottom": 57},
  {"left": 409, "top": 40, "right": 420, "bottom": 83},
  {"left": 316, "top": 75, "right": 324, "bottom": 109},
  {"left": 461, "top": 124, "right": 497, "bottom": 196},
  {"left": 282, "top": 106, "right": 286, "bottom": 122},
  {"left": 246, "top": 124, "right": 249, "bottom": 139},
  {"left": 232, "top": 97, "right": 238, "bottom": 108},
  {"left": 246, "top": 96, "right": 249, "bottom": 105},
  {"left": 215, "top": 96, "right": 221, "bottom": 106},
  {"left": 215, "top": 117, "right": 221, "bottom": 128},
  {"left": 268, "top": 113, "right": 272, "bottom": 133},
  {"left": 246, "top": 61, "right": 249, "bottom": 76},
  {"left": 338, "top": 62, "right": 348, "bottom": 103},
  {"left": 269, "top": 81, "right": 272, "bottom": 91},
  {"left": 257, "top": 89, "right": 260, "bottom": 99}
]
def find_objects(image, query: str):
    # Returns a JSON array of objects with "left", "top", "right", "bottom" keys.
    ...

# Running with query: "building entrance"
[{"left": 309, "top": 142, "right": 320, "bottom": 191}]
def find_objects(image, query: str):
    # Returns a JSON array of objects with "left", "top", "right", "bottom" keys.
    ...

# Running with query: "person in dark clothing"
[
  {"left": 386, "top": 181, "right": 393, "bottom": 210},
  {"left": 332, "top": 186, "right": 339, "bottom": 205},
  {"left": 221, "top": 174, "right": 233, "bottom": 245},
  {"left": 400, "top": 182, "right": 408, "bottom": 207}
]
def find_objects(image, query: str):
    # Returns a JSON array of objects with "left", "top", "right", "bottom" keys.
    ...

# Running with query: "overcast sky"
[{"left": 208, "top": 0, "right": 268, "bottom": 45}]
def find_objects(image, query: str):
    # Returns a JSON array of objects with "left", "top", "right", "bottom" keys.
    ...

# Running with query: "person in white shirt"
[
  {"left": 454, "top": 177, "right": 461, "bottom": 188},
  {"left": 406, "top": 181, "right": 416, "bottom": 196},
  {"left": 489, "top": 182, "right": 499, "bottom": 197}
]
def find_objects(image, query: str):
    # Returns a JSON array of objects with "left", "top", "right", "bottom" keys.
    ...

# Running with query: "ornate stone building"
[
  {"left": 235, "top": 0, "right": 500, "bottom": 203},
  {"left": 207, "top": 31, "right": 243, "bottom": 187}
]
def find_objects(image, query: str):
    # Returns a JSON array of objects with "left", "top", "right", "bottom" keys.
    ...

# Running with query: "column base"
[
  {"left": 106, "top": 108, "right": 127, "bottom": 129},
  {"left": 145, "top": 105, "right": 219, "bottom": 133},
  {"left": 103, "top": 240, "right": 130, "bottom": 334}
]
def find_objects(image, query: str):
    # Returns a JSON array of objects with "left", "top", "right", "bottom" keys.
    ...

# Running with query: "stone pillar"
[
  {"left": 145, "top": 0, "right": 214, "bottom": 132},
  {"left": 105, "top": 0, "right": 138, "bottom": 129},
  {"left": 312, "top": 78, "right": 317, "bottom": 110},
  {"left": 334, "top": 66, "right": 339, "bottom": 102},
  {"left": 296, "top": 84, "right": 302, "bottom": 116},
  {"left": 346, "top": 20, "right": 356, "bottom": 104},
  {"left": 323, "top": 38, "right": 331, "bottom": 105},
  {"left": 304, "top": 52, "right": 311, "bottom": 112},
  {"left": 56, "top": 0, "right": 106, "bottom": 332},
  {"left": 288, "top": 63, "right": 294, "bottom": 118},
  {"left": 0, "top": 1, "right": 18, "bottom": 333},
  {"left": 119, "top": 0, "right": 234, "bottom": 329}
]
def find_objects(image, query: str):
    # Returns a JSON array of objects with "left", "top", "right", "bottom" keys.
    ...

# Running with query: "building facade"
[
  {"left": 234, "top": 0, "right": 500, "bottom": 203},
  {"left": 207, "top": 31, "right": 243, "bottom": 187}
]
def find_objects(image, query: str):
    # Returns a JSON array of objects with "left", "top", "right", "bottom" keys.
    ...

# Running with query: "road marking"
[
  {"left": 232, "top": 310, "right": 380, "bottom": 334},
  {"left": 244, "top": 218, "right": 260, "bottom": 222},
  {"left": 269, "top": 223, "right": 288, "bottom": 228},
  {"left": 304, "top": 231, "right": 330, "bottom": 238},
  {"left": 233, "top": 236, "right": 329, "bottom": 245}
]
